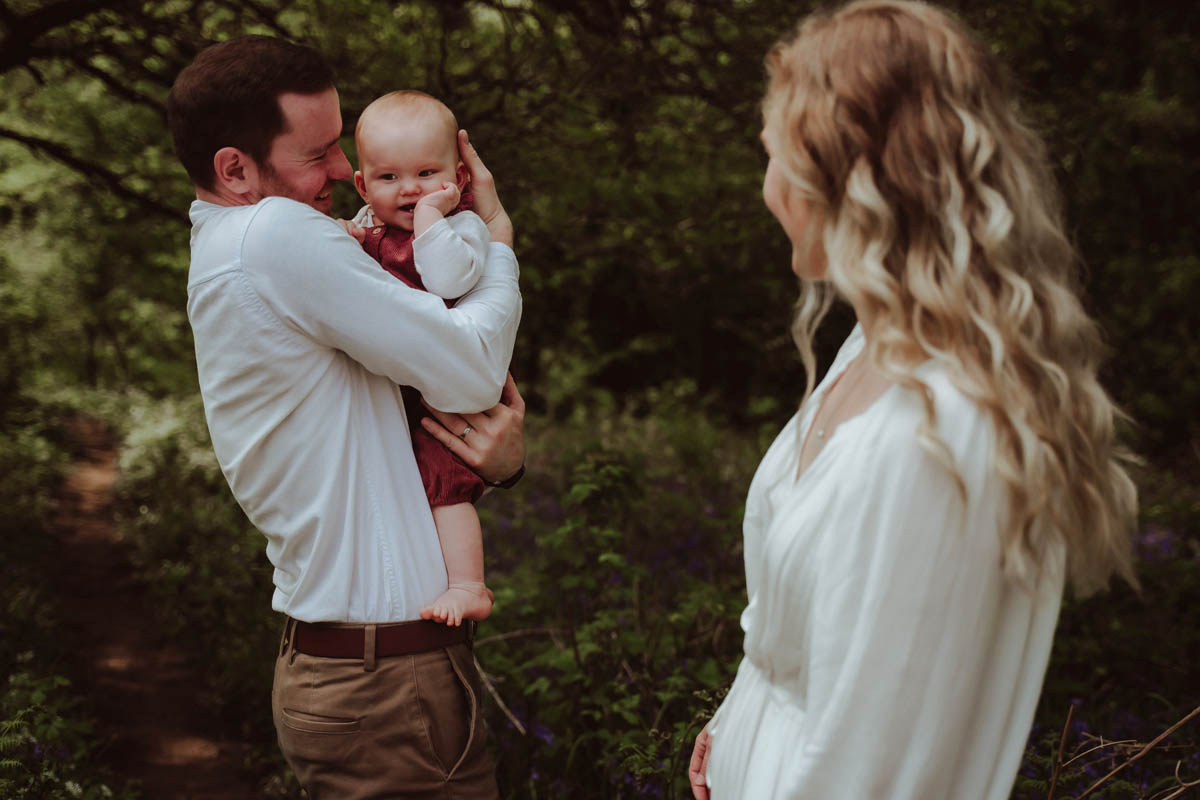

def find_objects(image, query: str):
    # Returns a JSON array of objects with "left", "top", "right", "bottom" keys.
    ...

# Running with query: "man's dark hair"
[{"left": 167, "top": 35, "right": 336, "bottom": 191}]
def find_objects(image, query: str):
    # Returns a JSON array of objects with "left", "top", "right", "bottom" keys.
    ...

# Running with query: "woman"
[{"left": 688, "top": 2, "right": 1137, "bottom": 797}]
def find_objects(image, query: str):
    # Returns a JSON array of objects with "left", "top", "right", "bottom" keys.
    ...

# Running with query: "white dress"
[{"left": 705, "top": 326, "right": 1065, "bottom": 799}]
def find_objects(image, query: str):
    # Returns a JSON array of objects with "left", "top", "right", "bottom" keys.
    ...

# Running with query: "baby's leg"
[{"left": 420, "top": 503, "right": 494, "bottom": 627}]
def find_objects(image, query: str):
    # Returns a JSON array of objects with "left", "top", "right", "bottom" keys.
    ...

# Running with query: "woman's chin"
[{"left": 791, "top": 252, "right": 828, "bottom": 281}]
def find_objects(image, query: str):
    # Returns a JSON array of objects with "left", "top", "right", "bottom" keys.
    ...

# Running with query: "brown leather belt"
[{"left": 291, "top": 618, "right": 472, "bottom": 659}]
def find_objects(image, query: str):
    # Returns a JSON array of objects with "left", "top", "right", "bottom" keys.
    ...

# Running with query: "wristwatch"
[{"left": 487, "top": 464, "right": 525, "bottom": 490}]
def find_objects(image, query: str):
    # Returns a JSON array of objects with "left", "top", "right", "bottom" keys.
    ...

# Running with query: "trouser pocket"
[
  {"left": 272, "top": 655, "right": 364, "bottom": 787},
  {"left": 415, "top": 644, "right": 479, "bottom": 779},
  {"left": 279, "top": 707, "right": 361, "bottom": 735}
]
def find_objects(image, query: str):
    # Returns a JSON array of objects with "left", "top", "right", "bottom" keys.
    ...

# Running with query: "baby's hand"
[
  {"left": 416, "top": 182, "right": 461, "bottom": 217},
  {"left": 338, "top": 218, "right": 367, "bottom": 244}
]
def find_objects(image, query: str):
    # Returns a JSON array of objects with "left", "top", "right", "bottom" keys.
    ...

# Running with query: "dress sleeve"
[
  {"left": 782, "top": 385, "right": 1036, "bottom": 797},
  {"left": 412, "top": 211, "right": 489, "bottom": 299},
  {"left": 240, "top": 198, "right": 520, "bottom": 413}
]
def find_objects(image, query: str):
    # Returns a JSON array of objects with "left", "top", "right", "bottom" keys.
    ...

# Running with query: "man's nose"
[{"left": 329, "top": 147, "right": 352, "bottom": 181}]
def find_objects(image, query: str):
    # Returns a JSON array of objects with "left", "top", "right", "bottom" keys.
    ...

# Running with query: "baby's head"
[{"left": 353, "top": 91, "right": 467, "bottom": 230}]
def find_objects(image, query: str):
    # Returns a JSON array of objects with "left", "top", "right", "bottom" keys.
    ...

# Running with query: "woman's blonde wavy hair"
[{"left": 764, "top": 0, "right": 1137, "bottom": 594}]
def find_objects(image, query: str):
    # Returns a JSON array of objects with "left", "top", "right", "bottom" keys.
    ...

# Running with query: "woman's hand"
[
  {"left": 457, "top": 129, "right": 513, "bottom": 246},
  {"left": 688, "top": 723, "right": 712, "bottom": 800},
  {"left": 421, "top": 373, "right": 525, "bottom": 484}
]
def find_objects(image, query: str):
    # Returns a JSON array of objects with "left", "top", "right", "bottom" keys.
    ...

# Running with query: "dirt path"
[{"left": 54, "top": 416, "right": 261, "bottom": 799}]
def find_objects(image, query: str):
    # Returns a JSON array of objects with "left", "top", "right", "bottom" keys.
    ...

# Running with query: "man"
[{"left": 167, "top": 36, "right": 523, "bottom": 798}]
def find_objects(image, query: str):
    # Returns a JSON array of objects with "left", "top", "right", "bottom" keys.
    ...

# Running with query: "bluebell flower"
[{"left": 532, "top": 722, "right": 554, "bottom": 744}]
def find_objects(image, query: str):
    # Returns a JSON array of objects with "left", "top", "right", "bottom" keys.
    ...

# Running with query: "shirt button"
[{"left": 373, "top": 227, "right": 383, "bottom": 235}]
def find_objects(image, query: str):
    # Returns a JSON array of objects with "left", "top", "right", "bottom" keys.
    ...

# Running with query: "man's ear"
[
  {"left": 212, "top": 147, "right": 257, "bottom": 195},
  {"left": 354, "top": 170, "right": 369, "bottom": 202},
  {"left": 455, "top": 162, "right": 470, "bottom": 191}
]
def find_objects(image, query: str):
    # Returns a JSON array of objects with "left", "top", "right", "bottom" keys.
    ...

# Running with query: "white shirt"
[
  {"left": 185, "top": 197, "right": 521, "bottom": 623},
  {"left": 706, "top": 325, "right": 1065, "bottom": 799}
]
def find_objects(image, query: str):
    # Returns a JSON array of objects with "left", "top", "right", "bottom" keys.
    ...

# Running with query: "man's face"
[{"left": 255, "top": 88, "right": 351, "bottom": 215}]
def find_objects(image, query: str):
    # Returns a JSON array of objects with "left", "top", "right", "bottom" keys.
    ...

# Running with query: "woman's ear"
[{"left": 212, "top": 147, "right": 255, "bottom": 195}]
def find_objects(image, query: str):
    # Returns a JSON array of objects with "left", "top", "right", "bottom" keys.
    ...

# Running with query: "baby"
[{"left": 347, "top": 90, "right": 504, "bottom": 627}]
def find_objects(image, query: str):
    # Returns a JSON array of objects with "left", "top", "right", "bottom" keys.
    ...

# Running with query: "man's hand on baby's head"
[
  {"left": 338, "top": 218, "right": 367, "bottom": 244},
  {"left": 458, "top": 129, "right": 512, "bottom": 246}
]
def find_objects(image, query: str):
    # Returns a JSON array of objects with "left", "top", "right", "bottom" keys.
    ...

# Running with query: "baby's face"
[{"left": 354, "top": 113, "right": 464, "bottom": 231}]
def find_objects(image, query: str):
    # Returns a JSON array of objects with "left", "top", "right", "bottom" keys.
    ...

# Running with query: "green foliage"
[
  {"left": 470, "top": 392, "right": 765, "bottom": 797},
  {"left": 0, "top": 672, "right": 133, "bottom": 799},
  {"left": 110, "top": 393, "right": 285, "bottom": 765},
  {"left": 0, "top": 398, "right": 75, "bottom": 687},
  {"left": 0, "top": 403, "right": 135, "bottom": 799}
]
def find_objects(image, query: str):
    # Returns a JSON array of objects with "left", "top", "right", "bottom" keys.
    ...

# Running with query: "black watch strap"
[{"left": 487, "top": 464, "right": 525, "bottom": 490}]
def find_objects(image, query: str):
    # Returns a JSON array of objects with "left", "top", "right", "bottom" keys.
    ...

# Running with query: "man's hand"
[
  {"left": 688, "top": 724, "right": 712, "bottom": 800},
  {"left": 421, "top": 373, "right": 525, "bottom": 484},
  {"left": 457, "top": 129, "right": 513, "bottom": 247},
  {"left": 338, "top": 218, "right": 367, "bottom": 244}
]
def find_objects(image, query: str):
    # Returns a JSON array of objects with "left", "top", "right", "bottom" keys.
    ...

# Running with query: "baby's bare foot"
[{"left": 420, "top": 582, "right": 493, "bottom": 627}]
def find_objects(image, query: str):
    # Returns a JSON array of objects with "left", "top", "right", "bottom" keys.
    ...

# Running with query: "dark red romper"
[{"left": 360, "top": 205, "right": 486, "bottom": 507}]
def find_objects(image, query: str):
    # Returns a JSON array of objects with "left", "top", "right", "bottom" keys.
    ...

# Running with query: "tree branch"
[
  {"left": 0, "top": 0, "right": 136, "bottom": 74},
  {"left": 66, "top": 53, "right": 166, "bottom": 112},
  {"left": 0, "top": 124, "right": 186, "bottom": 224},
  {"left": 1075, "top": 704, "right": 1200, "bottom": 799}
]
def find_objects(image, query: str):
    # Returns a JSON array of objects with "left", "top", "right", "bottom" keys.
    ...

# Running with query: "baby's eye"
[
  {"left": 418, "top": 169, "right": 439, "bottom": 178},
  {"left": 379, "top": 173, "right": 397, "bottom": 181}
]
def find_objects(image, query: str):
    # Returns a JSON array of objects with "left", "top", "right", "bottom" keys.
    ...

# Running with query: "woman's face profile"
[{"left": 761, "top": 128, "right": 826, "bottom": 280}]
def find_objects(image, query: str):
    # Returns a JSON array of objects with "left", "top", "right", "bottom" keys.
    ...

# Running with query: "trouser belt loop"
[
  {"left": 363, "top": 624, "right": 378, "bottom": 672},
  {"left": 286, "top": 617, "right": 300, "bottom": 665}
]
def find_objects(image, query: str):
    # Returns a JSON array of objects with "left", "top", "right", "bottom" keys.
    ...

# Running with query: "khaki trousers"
[{"left": 272, "top": 620, "right": 499, "bottom": 799}]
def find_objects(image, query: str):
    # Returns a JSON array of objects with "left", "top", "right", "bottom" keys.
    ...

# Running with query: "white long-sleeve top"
[
  {"left": 185, "top": 197, "right": 521, "bottom": 623},
  {"left": 352, "top": 204, "right": 490, "bottom": 299},
  {"left": 706, "top": 325, "right": 1065, "bottom": 799}
]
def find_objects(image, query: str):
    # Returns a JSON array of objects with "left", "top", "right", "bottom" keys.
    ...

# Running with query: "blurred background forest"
[{"left": 1, "top": 0, "right": 1197, "bottom": 797}]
